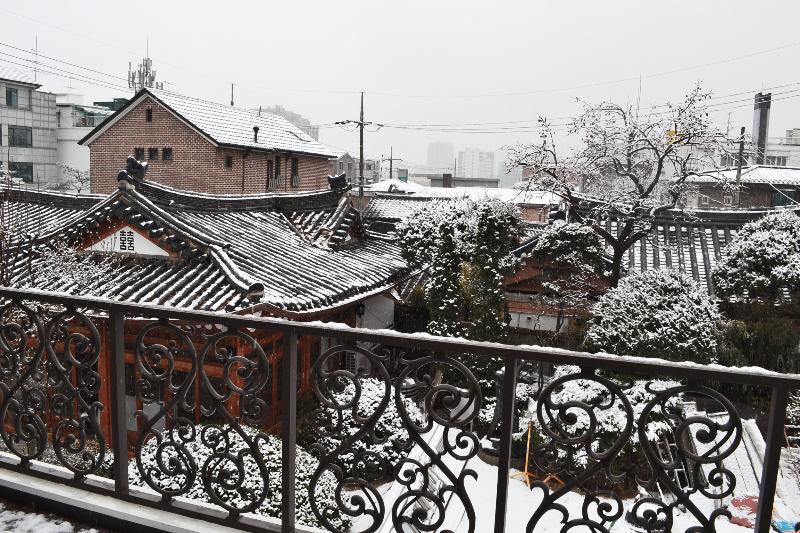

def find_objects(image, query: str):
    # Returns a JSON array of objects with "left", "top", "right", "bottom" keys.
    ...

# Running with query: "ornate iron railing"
[{"left": 0, "top": 287, "right": 797, "bottom": 533}]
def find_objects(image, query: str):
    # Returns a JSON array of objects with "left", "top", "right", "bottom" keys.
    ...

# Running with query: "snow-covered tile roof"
[
  {"left": 145, "top": 89, "right": 338, "bottom": 158},
  {"left": 3, "top": 178, "right": 408, "bottom": 315},
  {"left": 685, "top": 165, "right": 800, "bottom": 186}
]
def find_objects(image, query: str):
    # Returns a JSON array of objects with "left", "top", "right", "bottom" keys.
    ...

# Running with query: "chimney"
[
  {"left": 253, "top": 126, "right": 259, "bottom": 143},
  {"left": 752, "top": 92, "right": 771, "bottom": 165},
  {"left": 442, "top": 173, "right": 453, "bottom": 188}
]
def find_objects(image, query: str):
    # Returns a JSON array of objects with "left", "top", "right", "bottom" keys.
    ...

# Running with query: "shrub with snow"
[
  {"left": 313, "top": 377, "right": 425, "bottom": 470},
  {"left": 713, "top": 210, "right": 800, "bottom": 301},
  {"left": 129, "top": 424, "right": 347, "bottom": 529},
  {"left": 585, "top": 268, "right": 720, "bottom": 363}
]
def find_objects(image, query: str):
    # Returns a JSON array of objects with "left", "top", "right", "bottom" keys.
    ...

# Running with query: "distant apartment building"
[
  {"left": 259, "top": 105, "right": 319, "bottom": 141},
  {"left": 55, "top": 93, "right": 113, "bottom": 181},
  {"left": 0, "top": 68, "right": 58, "bottom": 187},
  {"left": 457, "top": 148, "right": 495, "bottom": 179},
  {"left": 80, "top": 88, "right": 338, "bottom": 194},
  {"left": 426, "top": 141, "right": 454, "bottom": 171},
  {"left": 329, "top": 152, "right": 381, "bottom": 184}
]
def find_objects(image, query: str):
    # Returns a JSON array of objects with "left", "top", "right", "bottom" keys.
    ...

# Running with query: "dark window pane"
[
  {"left": 134, "top": 148, "right": 144, "bottom": 160},
  {"left": 9, "top": 126, "right": 32, "bottom": 147},
  {"left": 9, "top": 162, "right": 33, "bottom": 183},
  {"left": 5, "top": 88, "right": 18, "bottom": 108},
  {"left": 162, "top": 148, "right": 173, "bottom": 161},
  {"left": 225, "top": 156, "right": 233, "bottom": 168},
  {"left": 145, "top": 108, "right": 152, "bottom": 122},
  {"left": 148, "top": 148, "right": 158, "bottom": 160}
]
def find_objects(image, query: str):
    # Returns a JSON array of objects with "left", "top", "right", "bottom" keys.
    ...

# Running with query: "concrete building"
[
  {"left": 0, "top": 68, "right": 58, "bottom": 187},
  {"left": 684, "top": 166, "right": 800, "bottom": 208},
  {"left": 80, "top": 88, "right": 338, "bottom": 194},
  {"left": 457, "top": 148, "right": 495, "bottom": 180},
  {"left": 55, "top": 93, "right": 113, "bottom": 183},
  {"left": 329, "top": 152, "right": 381, "bottom": 184},
  {"left": 426, "top": 141, "right": 454, "bottom": 171}
]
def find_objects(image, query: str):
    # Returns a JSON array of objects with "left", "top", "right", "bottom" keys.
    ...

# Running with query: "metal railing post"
[
  {"left": 281, "top": 328, "right": 298, "bottom": 533},
  {"left": 494, "top": 356, "right": 518, "bottom": 533},
  {"left": 108, "top": 305, "right": 129, "bottom": 494},
  {"left": 754, "top": 386, "right": 789, "bottom": 533}
]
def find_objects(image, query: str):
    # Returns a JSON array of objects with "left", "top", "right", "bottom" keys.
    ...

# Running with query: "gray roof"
[
  {"left": 3, "top": 178, "right": 408, "bottom": 314},
  {"left": 685, "top": 165, "right": 800, "bottom": 186}
]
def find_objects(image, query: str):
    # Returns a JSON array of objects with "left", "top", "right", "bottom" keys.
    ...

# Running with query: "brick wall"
[{"left": 88, "top": 96, "right": 332, "bottom": 194}]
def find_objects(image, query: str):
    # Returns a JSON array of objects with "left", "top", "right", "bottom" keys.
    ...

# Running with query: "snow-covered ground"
[{"left": 0, "top": 499, "right": 99, "bottom": 533}]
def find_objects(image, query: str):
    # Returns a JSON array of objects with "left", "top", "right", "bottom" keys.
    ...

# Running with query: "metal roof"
[{"left": 0, "top": 66, "right": 40, "bottom": 88}]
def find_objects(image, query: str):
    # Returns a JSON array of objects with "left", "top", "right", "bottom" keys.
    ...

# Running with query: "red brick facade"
[{"left": 88, "top": 96, "right": 332, "bottom": 194}]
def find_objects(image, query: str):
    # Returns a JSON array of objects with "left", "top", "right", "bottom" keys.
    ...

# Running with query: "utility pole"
[
  {"left": 359, "top": 91, "right": 364, "bottom": 197},
  {"left": 230, "top": 83, "right": 234, "bottom": 106},
  {"left": 382, "top": 147, "right": 402, "bottom": 180},
  {"left": 334, "top": 92, "right": 382, "bottom": 200},
  {"left": 734, "top": 126, "right": 746, "bottom": 207}
]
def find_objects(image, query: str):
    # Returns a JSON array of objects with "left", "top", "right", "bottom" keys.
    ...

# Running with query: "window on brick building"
[
  {"left": 148, "top": 148, "right": 158, "bottom": 160},
  {"left": 163, "top": 148, "right": 173, "bottom": 161},
  {"left": 266, "top": 160, "right": 274, "bottom": 189},
  {"left": 291, "top": 157, "right": 299, "bottom": 187},
  {"left": 225, "top": 156, "right": 233, "bottom": 168},
  {"left": 145, "top": 108, "right": 153, "bottom": 122},
  {"left": 134, "top": 148, "right": 145, "bottom": 161}
]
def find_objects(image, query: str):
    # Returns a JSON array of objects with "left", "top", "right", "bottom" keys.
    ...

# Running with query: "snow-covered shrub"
[
  {"left": 531, "top": 222, "right": 604, "bottom": 273},
  {"left": 713, "top": 210, "right": 800, "bottom": 301},
  {"left": 516, "top": 365, "right": 679, "bottom": 490},
  {"left": 585, "top": 268, "right": 720, "bottom": 363},
  {"left": 129, "top": 424, "right": 347, "bottom": 530},
  {"left": 314, "top": 377, "right": 425, "bottom": 469}
]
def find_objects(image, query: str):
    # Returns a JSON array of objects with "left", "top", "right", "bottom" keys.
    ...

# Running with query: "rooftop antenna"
[{"left": 33, "top": 36, "right": 38, "bottom": 83}]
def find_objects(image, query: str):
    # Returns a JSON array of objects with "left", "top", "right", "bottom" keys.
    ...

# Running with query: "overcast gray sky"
[{"left": 3, "top": 0, "right": 800, "bottom": 174}]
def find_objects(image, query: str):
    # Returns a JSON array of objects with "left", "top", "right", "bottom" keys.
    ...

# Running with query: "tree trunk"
[{"left": 610, "top": 247, "right": 625, "bottom": 287}]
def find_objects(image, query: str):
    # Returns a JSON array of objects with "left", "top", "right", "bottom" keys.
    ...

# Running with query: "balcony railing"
[{"left": 0, "top": 286, "right": 797, "bottom": 532}]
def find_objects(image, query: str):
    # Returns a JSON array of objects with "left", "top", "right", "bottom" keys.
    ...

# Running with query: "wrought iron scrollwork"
[
  {"left": 0, "top": 300, "right": 105, "bottom": 478},
  {"left": 524, "top": 368, "right": 744, "bottom": 533},
  {"left": 308, "top": 345, "right": 482, "bottom": 533},
  {"left": 133, "top": 321, "right": 272, "bottom": 518}
]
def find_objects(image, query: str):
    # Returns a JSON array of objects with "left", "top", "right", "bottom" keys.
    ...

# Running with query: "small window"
[
  {"left": 8, "top": 126, "right": 32, "bottom": 147},
  {"left": 275, "top": 156, "right": 281, "bottom": 177},
  {"left": 699, "top": 194, "right": 709, "bottom": 206},
  {"left": 225, "top": 156, "right": 233, "bottom": 168},
  {"left": 338, "top": 162, "right": 343, "bottom": 172},
  {"left": 9, "top": 162, "right": 33, "bottom": 184},
  {"left": 162, "top": 148, "right": 173, "bottom": 161},
  {"left": 5, "top": 88, "right": 18, "bottom": 108},
  {"left": 145, "top": 108, "right": 152, "bottom": 122},
  {"left": 148, "top": 148, "right": 158, "bottom": 160},
  {"left": 266, "top": 160, "right": 274, "bottom": 189},
  {"left": 723, "top": 194, "right": 733, "bottom": 206},
  {"left": 134, "top": 148, "right": 145, "bottom": 161},
  {"left": 291, "top": 157, "right": 299, "bottom": 187}
]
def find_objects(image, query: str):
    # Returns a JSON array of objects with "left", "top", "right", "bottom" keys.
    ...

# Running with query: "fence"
[{"left": 0, "top": 286, "right": 797, "bottom": 533}]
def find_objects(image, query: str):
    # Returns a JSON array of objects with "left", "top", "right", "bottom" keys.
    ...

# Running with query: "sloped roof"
[
  {"left": 685, "top": 165, "right": 800, "bottom": 186},
  {"left": 4, "top": 176, "right": 408, "bottom": 315},
  {"left": 79, "top": 88, "right": 338, "bottom": 158}
]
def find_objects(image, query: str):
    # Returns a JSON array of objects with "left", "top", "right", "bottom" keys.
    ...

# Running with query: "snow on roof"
[
  {"left": 364, "top": 179, "right": 427, "bottom": 193},
  {"left": 686, "top": 165, "right": 800, "bottom": 186},
  {"left": 0, "top": 66, "right": 40, "bottom": 88},
  {"left": 3, "top": 178, "right": 408, "bottom": 315},
  {"left": 81, "top": 88, "right": 338, "bottom": 158}
]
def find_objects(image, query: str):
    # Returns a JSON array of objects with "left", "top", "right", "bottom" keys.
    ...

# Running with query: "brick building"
[{"left": 79, "top": 88, "right": 338, "bottom": 194}]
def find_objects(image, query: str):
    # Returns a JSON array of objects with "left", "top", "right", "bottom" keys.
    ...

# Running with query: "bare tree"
[
  {"left": 53, "top": 162, "right": 91, "bottom": 193},
  {"left": 507, "top": 85, "right": 728, "bottom": 284}
]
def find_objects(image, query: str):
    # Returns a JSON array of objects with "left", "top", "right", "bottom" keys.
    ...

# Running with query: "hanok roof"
[
  {"left": 79, "top": 88, "right": 339, "bottom": 159},
  {"left": 3, "top": 177, "right": 408, "bottom": 315},
  {"left": 612, "top": 207, "right": 800, "bottom": 296},
  {"left": 685, "top": 165, "right": 800, "bottom": 186}
]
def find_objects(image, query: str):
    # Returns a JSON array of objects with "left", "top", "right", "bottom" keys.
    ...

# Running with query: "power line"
[
  {"left": 0, "top": 57, "right": 129, "bottom": 93},
  {"left": 0, "top": 41, "right": 129, "bottom": 83}
]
